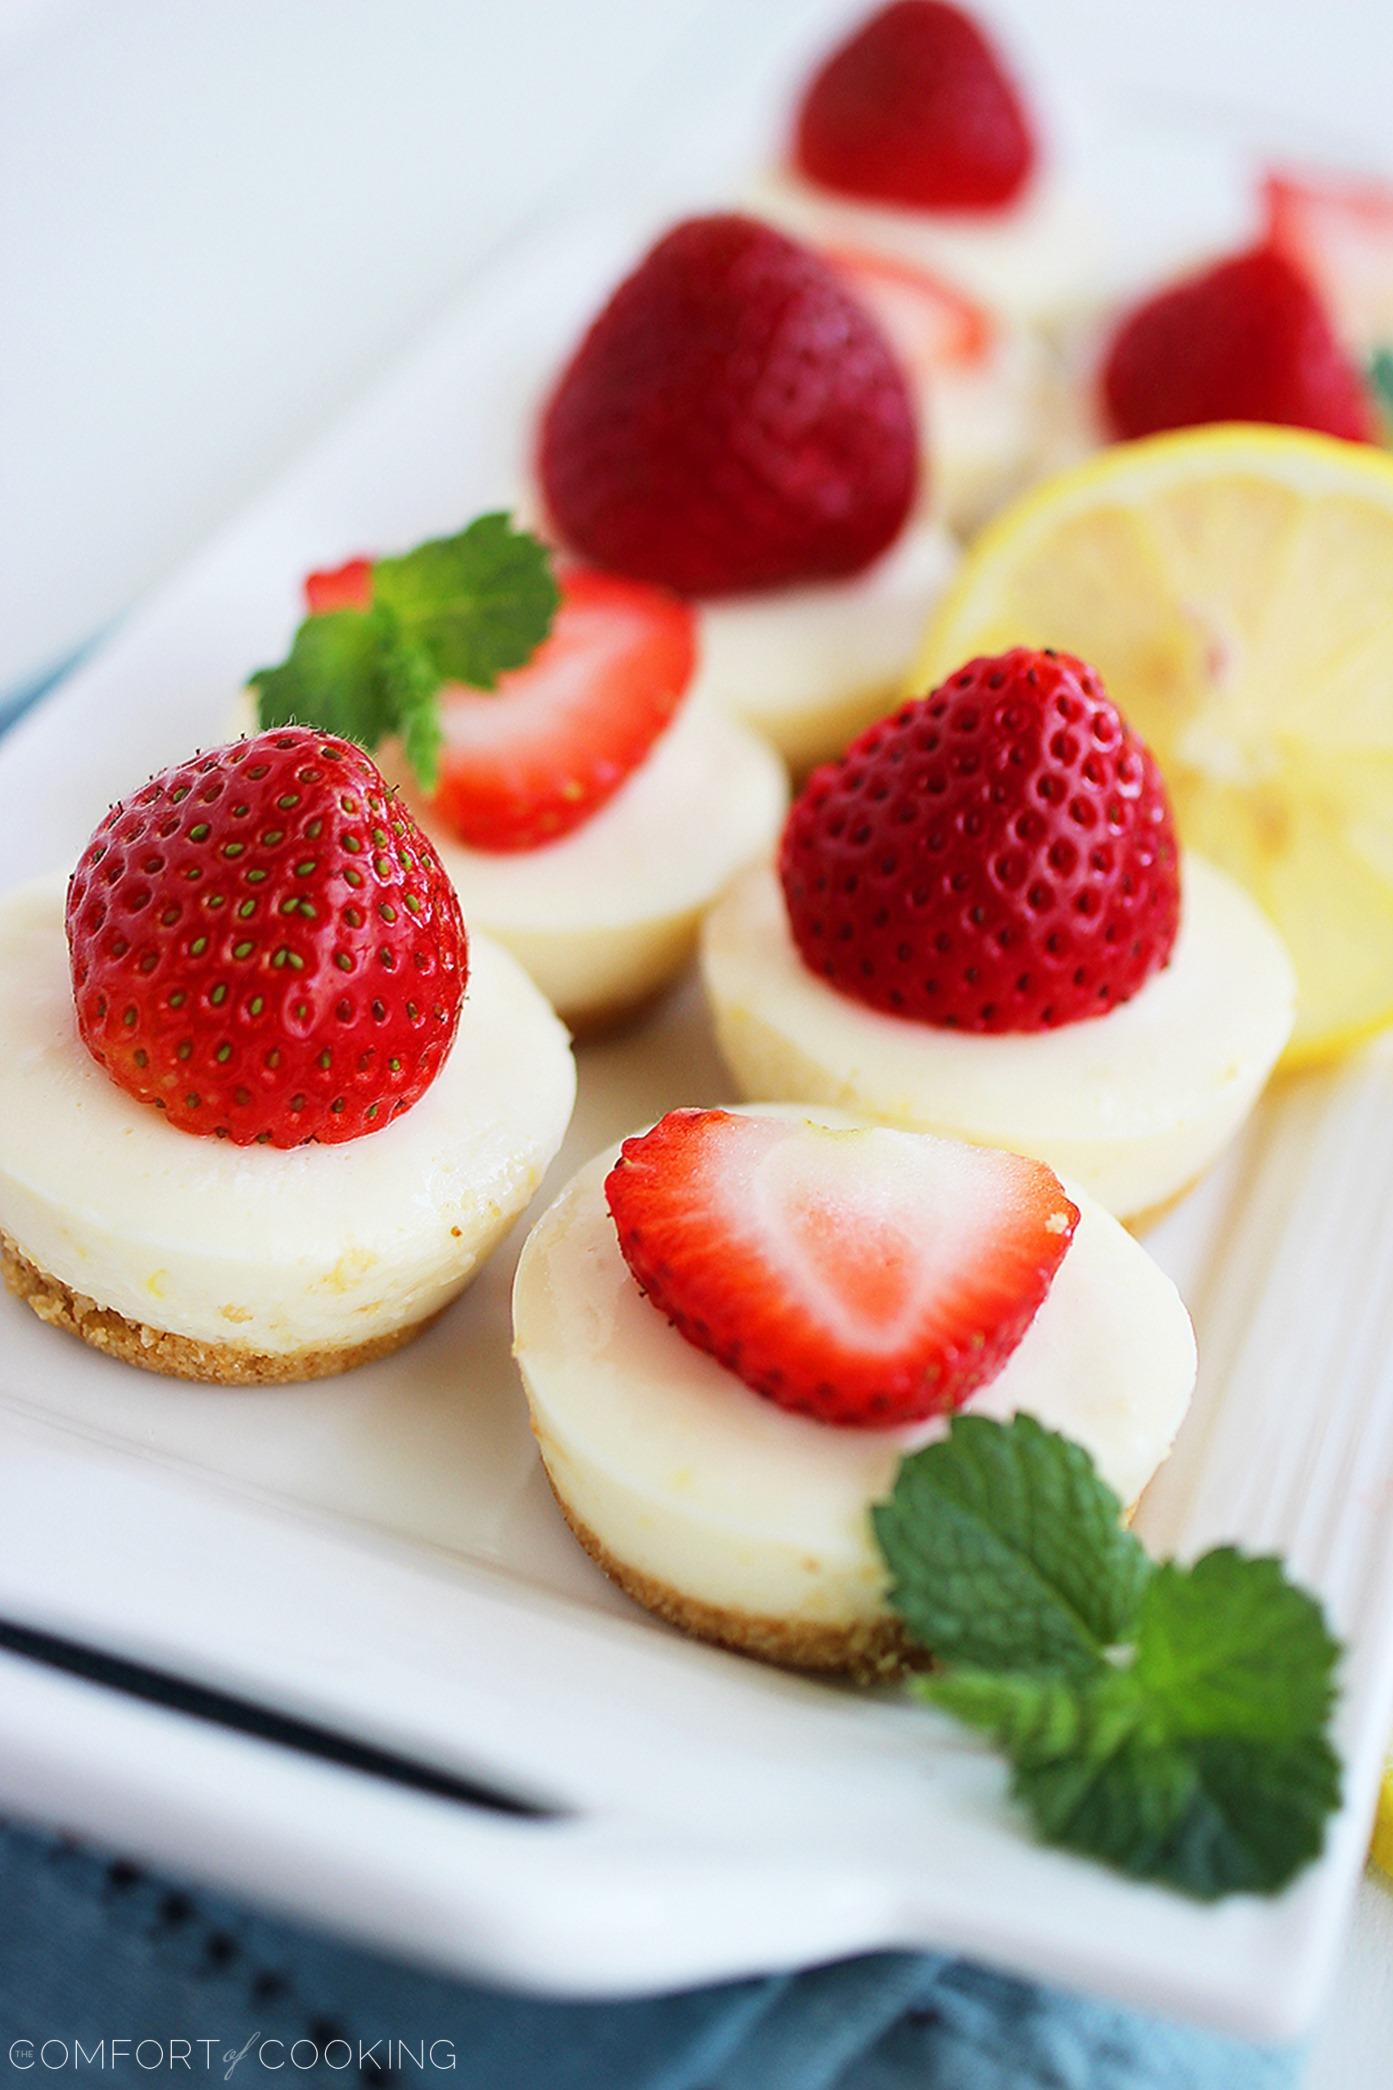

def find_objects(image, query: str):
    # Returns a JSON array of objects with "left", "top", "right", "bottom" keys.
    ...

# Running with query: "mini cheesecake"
[
  {"left": 703, "top": 853, "right": 1293, "bottom": 1224},
  {"left": 396, "top": 696, "right": 788, "bottom": 1032},
  {"left": 755, "top": 1, "right": 1100, "bottom": 328},
  {"left": 535, "top": 213, "right": 933, "bottom": 776},
  {"left": 252, "top": 554, "right": 789, "bottom": 1035},
  {"left": 751, "top": 169, "right": 1100, "bottom": 334},
  {"left": 701, "top": 650, "right": 1295, "bottom": 1223},
  {"left": 0, "top": 732, "right": 576, "bottom": 1384},
  {"left": 691, "top": 519, "right": 957, "bottom": 774},
  {"left": 513, "top": 1105, "right": 1197, "bottom": 1676}
]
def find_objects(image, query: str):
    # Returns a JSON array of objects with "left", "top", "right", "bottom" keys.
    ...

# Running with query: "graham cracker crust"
[
  {"left": 1, "top": 1233, "right": 437, "bottom": 1386},
  {"left": 544, "top": 1471, "right": 916, "bottom": 1683},
  {"left": 539, "top": 1463, "right": 1143, "bottom": 1685}
]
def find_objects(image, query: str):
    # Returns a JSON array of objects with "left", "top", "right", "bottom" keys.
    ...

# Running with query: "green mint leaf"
[
  {"left": 248, "top": 513, "right": 557, "bottom": 792},
  {"left": 872, "top": 1413, "right": 1151, "bottom": 1678},
  {"left": 928, "top": 1629, "right": 1339, "bottom": 1899},
  {"left": 876, "top": 1419, "right": 1344, "bottom": 1899},
  {"left": 372, "top": 512, "right": 559, "bottom": 691},
  {"left": 1368, "top": 346, "right": 1393, "bottom": 436},
  {"left": 1011, "top": 1714, "right": 1340, "bottom": 1900},
  {"left": 917, "top": 1665, "right": 1135, "bottom": 1762},
  {"left": 1136, "top": 1549, "right": 1341, "bottom": 1743},
  {"left": 381, "top": 629, "right": 444, "bottom": 796},
  {"left": 251, "top": 606, "right": 396, "bottom": 747}
]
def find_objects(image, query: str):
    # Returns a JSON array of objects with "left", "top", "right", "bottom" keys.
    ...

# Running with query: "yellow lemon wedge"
[
  {"left": 915, "top": 426, "right": 1393, "bottom": 1067},
  {"left": 1372, "top": 1759, "right": 1393, "bottom": 1878}
]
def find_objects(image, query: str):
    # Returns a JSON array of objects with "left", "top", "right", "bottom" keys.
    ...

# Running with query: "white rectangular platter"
[{"left": 3, "top": 189, "right": 1393, "bottom": 2044}]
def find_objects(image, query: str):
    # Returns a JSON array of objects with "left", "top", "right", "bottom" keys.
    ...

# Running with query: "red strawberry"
[
  {"left": 304, "top": 561, "right": 697, "bottom": 852},
  {"left": 304, "top": 557, "right": 373, "bottom": 616},
  {"left": 824, "top": 244, "right": 993, "bottom": 372},
  {"left": 605, "top": 1109, "right": 1077, "bottom": 1427},
  {"left": 66, "top": 728, "right": 467, "bottom": 1146},
  {"left": 780, "top": 648, "right": 1180, "bottom": 1032},
  {"left": 537, "top": 214, "right": 918, "bottom": 597},
  {"left": 1263, "top": 167, "right": 1393, "bottom": 349},
  {"left": 793, "top": 1, "right": 1037, "bottom": 212},
  {"left": 1100, "top": 245, "right": 1375, "bottom": 443}
]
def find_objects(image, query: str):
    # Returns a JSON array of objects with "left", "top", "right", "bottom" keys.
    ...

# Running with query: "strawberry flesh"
[
  {"left": 823, "top": 244, "right": 994, "bottom": 371},
  {"left": 1263, "top": 167, "right": 1393, "bottom": 350},
  {"left": 304, "top": 560, "right": 697, "bottom": 854},
  {"left": 606, "top": 1109, "right": 1078, "bottom": 1427},
  {"left": 304, "top": 557, "right": 373, "bottom": 616},
  {"left": 432, "top": 566, "right": 695, "bottom": 852}
]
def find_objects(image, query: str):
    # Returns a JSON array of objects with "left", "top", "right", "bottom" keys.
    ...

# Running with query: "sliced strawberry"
[
  {"left": 823, "top": 244, "right": 994, "bottom": 372},
  {"left": 432, "top": 566, "right": 696, "bottom": 852},
  {"left": 302, "top": 558, "right": 698, "bottom": 853},
  {"left": 605, "top": 1110, "right": 1078, "bottom": 1428},
  {"left": 304, "top": 557, "right": 373, "bottom": 616},
  {"left": 1263, "top": 167, "right": 1393, "bottom": 349}
]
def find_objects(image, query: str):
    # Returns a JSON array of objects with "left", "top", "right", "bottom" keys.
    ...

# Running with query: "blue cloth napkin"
[
  {"left": 0, "top": 1822, "right": 1296, "bottom": 2088},
  {"left": 0, "top": 655, "right": 1301, "bottom": 2087}
]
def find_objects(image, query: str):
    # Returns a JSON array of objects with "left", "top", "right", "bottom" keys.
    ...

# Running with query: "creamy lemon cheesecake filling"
[
  {"left": 912, "top": 323, "right": 1049, "bottom": 533},
  {"left": 233, "top": 690, "right": 788, "bottom": 1030},
  {"left": 749, "top": 172, "right": 1101, "bottom": 325},
  {"left": 0, "top": 878, "right": 576, "bottom": 1357},
  {"left": 399, "top": 699, "right": 788, "bottom": 1027},
  {"left": 513, "top": 1106, "right": 1196, "bottom": 1642},
  {"left": 701, "top": 855, "right": 1295, "bottom": 1221},
  {"left": 690, "top": 518, "right": 957, "bottom": 772}
]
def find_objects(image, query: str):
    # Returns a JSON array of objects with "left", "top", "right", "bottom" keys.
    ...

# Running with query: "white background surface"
[{"left": 4, "top": 0, "right": 1393, "bottom": 2077}]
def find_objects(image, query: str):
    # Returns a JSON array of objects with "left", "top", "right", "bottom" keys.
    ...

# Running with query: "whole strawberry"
[
  {"left": 1101, "top": 245, "right": 1375, "bottom": 443},
  {"left": 780, "top": 649, "right": 1180, "bottom": 1031},
  {"left": 794, "top": 1, "right": 1037, "bottom": 211},
  {"left": 538, "top": 214, "right": 918, "bottom": 597},
  {"left": 66, "top": 729, "right": 467, "bottom": 1146}
]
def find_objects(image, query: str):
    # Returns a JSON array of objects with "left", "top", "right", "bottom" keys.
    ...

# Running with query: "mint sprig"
[
  {"left": 250, "top": 513, "right": 558, "bottom": 794},
  {"left": 875, "top": 1415, "right": 1342, "bottom": 1900}
]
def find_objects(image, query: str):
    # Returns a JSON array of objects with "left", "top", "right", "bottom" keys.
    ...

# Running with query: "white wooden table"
[{"left": 3, "top": 1, "right": 1392, "bottom": 2075}]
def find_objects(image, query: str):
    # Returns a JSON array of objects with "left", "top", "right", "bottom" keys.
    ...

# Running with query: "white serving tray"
[{"left": 4, "top": 186, "right": 1393, "bottom": 2042}]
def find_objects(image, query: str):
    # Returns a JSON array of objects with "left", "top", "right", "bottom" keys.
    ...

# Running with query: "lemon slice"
[
  {"left": 1372, "top": 1759, "right": 1393, "bottom": 1878},
  {"left": 915, "top": 426, "right": 1393, "bottom": 1066}
]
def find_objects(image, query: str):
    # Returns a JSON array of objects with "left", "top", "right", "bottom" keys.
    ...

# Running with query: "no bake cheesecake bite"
[
  {"left": 702, "top": 647, "right": 1294, "bottom": 1222},
  {"left": 0, "top": 728, "right": 574, "bottom": 1383},
  {"left": 249, "top": 516, "right": 787, "bottom": 1034},
  {"left": 751, "top": 0, "right": 1098, "bottom": 330},
  {"left": 513, "top": 1104, "right": 1196, "bottom": 1676},
  {"left": 536, "top": 211, "right": 957, "bottom": 771}
]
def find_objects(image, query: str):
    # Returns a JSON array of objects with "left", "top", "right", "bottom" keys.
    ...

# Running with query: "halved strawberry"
[
  {"left": 304, "top": 560, "right": 698, "bottom": 853},
  {"left": 431, "top": 566, "right": 695, "bottom": 852},
  {"left": 605, "top": 1110, "right": 1078, "bottom": 1428},
  {"left": 1263, "top": 167, "right": 1393, "bottom": 349},
  {"left": 304, "top": 557, "right": 373, "bottom": 616},
  {"left": 823, "top": 244, "right": 993, "bottom": 372}
]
